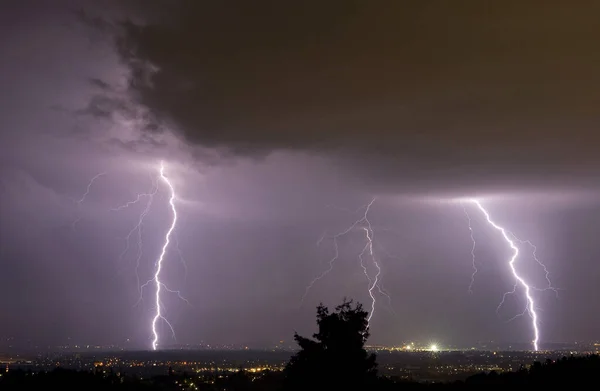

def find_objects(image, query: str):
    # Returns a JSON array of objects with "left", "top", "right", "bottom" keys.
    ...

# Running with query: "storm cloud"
[{"left": 107, "top": 0, "right": 600, "bottom": 195}]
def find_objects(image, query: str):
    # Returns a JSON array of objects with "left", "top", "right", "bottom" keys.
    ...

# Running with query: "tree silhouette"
[{"left": 283, "top": 299, "right": 377, "bottom": 390}]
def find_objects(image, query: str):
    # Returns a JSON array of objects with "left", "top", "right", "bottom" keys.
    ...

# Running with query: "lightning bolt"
[
  {"left": 359, "top": 227, "right": 382, "bottom": 323},
  {"left": 462, "top": 205, "right": 478, "bottom": 294},
  {"left": 74, "top": 162, "right": 188, "bottom": 350},
  {"left": 510, "top": 235, "right": 559, "bottom": 298},
  {"left": 465, "top": 198, "right": 557, "bottom": 351},
  {"left": 115, "top": 162, "right": 188, "bottom": 350},
  {"left": 149, "top": 161, "right": 180, "bottom": 350},
  {"left": 71, "top": 172, "right": 106, "bottom": 229},
  {"left": 301, "top": 198, "right": 393, "bottom": 325}
]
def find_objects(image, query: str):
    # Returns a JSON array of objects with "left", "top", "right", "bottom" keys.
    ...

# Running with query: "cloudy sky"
[{"left": 1, "top": 0, "right": 599, "bottom": 350}]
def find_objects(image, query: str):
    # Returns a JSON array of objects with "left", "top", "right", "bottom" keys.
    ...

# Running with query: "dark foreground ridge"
[{"left": 1, "top": 300, "right": 598, "bottom": 390}]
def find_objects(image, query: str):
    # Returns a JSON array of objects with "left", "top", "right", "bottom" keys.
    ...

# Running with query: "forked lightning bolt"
[
  {"left": 464, "top": 199, "right": 557, "bottom": 351},
  {"left": 76, "top": 162, "right": 187, "bottom": 350},
  {"left": 359, "top": 227, "right": 382, "bottom": 323},
  {"left": 302, "top": 198, "right": 393, "bottom": 325},
  {"left": 149, "top": 161, "right": 179, "bottom": 350},
  {"left": 130, "top": 162, "right": 187, "bottom": 350}
]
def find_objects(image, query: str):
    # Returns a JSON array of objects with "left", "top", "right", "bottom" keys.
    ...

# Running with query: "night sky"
[{"left": 1, "top": 0, "right": 600, "bottom": 350}]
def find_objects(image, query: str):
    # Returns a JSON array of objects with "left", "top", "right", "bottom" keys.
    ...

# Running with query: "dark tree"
[{"left": 283, "top": 299, "right": 377, "bottom": 390}]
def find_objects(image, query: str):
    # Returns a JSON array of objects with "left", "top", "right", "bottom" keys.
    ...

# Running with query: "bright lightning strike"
[
  {"left": 302, "top": 198, "right": 393, "bottom": 326},
  {"left": 465, "top": 198, "right": 557, "bottom": 351},
  {"left": 150, "top": 161, "right": 179, "bottom": 351},
  {"left": 510, "top": 235, "right": 559, "bottom": 299},
  {"left": 115, "top": 162, "right": 188, "bottom": 350},
  {"left": 360, "top": 227, "right": 381, "bottom": 323},
  {"left": 75, "top": 162, "right": 188, "bottom": 350}
]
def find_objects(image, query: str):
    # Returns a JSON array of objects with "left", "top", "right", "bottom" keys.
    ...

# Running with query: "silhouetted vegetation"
[
  {"left": 2, "top": 300, "right": 599, "bottom": 390},
  {"left": 283, "top": 299, "right": 377, "bottom": 390}
]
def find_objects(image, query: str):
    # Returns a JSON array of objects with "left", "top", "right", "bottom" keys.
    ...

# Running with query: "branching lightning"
[
  {"left": 75, "top": 162, "right": 188, "bottom": 350},
  {"left": 148, "top": 161, "right": 179, "bottom": 350},
  {"left": 73, "top": 167, "right": 561, "bottom": 351},
  {"left": 464, "top": 198, "right": 557, "bottom": 351},
  {"left": 71, "top": 172, "right": 106, "bottom": 229},
  {"left": 462, "top": 206, "right": 478, "bottom": 294},
  {"left": 359, "top": 227, "right": 382, "bottom": 323},
  {"left": 113, "top": 176, "right": 159, "bottom": 291},
  {"left": 302, "top": 198, "right": 393, "bottom": 326},
  {"left": 510, "top": 235, "right": 559, "bottom": 298},
  {"left": 130, "top": 162, "right": 187, "bottom": 350}
]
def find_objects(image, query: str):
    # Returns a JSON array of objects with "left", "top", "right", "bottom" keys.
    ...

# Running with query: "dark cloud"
[
  {"left": 77, "top": 94, "right": 125, "bottom": 119},
  {"left": 110, "top": 0, "right": 600, "bottom": 193},
  {"left": 88, "top": 77, "right": 112, "bottom": 91}
]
